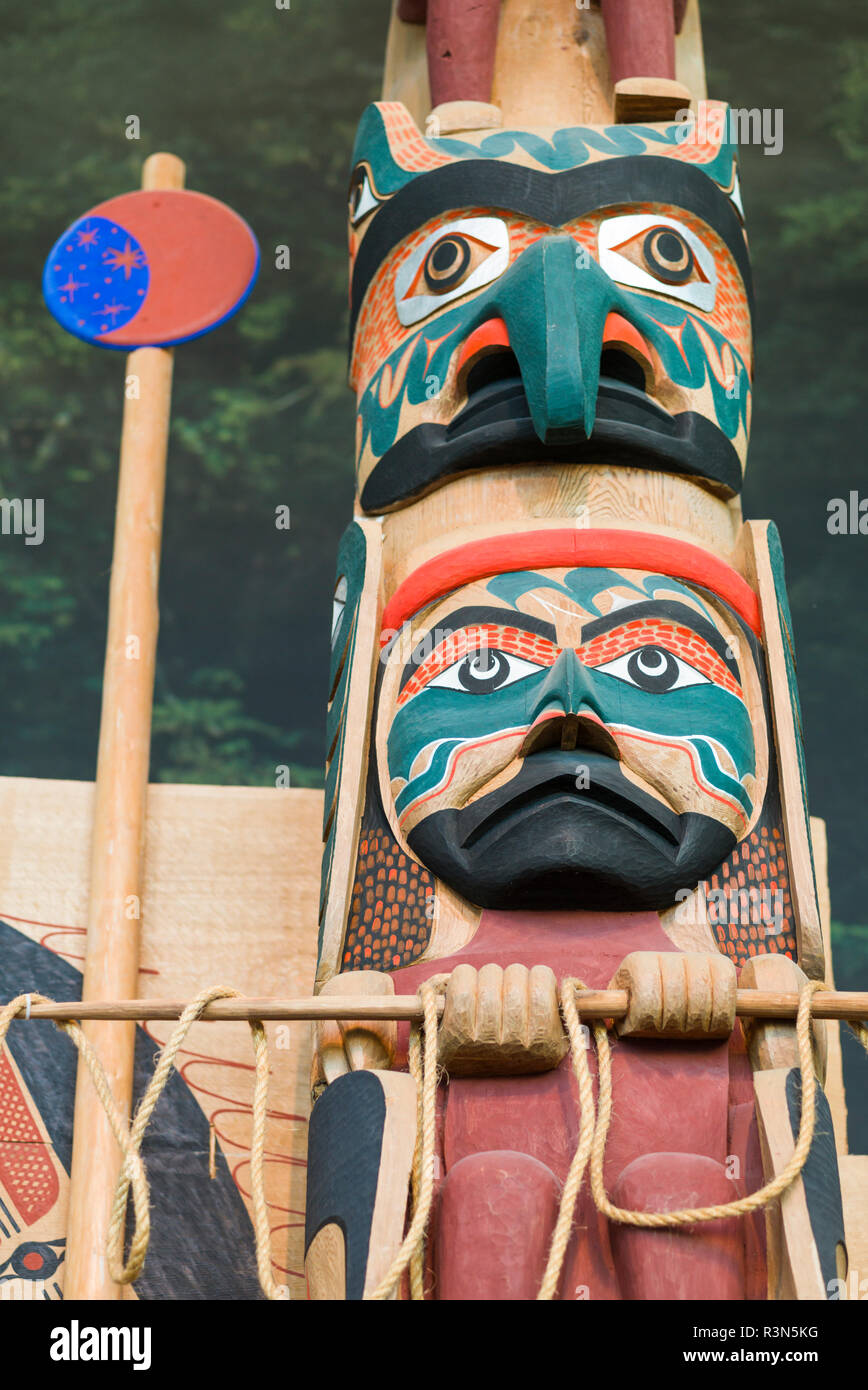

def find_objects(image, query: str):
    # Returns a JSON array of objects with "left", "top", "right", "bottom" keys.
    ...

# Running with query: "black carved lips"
[
  {"left": 360, "top": 353, "right": 743, "bottom": 512},
  {"left": 406, "top": 749, "right": 736, "bottom": 912}
]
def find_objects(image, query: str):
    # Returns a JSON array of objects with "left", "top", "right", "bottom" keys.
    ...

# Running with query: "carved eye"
[
  {"left": 598, "top": 214, "right": 717, "bottom": 311},
  {"left": 593, "top": 644, "right": 710, "bottom": 694},
  {"left": 642, "top": 227, "right": 695, "bottom": 284},
  {"left": 423, "top": 235, "right": 472, "bottom": 291},
  {"left": 427, "top": 647, "right": 544, "bottom": 695},
  {"left": 394, "top": 217, "right": 509, "bottom": 327},
  {"left": 348, "top": 165, "right": 382, "bottom": 226}
]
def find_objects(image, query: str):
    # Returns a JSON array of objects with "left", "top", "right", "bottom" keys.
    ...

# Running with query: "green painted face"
[{"left": 380, "top": 566, "right": 765, "bottom": 911}]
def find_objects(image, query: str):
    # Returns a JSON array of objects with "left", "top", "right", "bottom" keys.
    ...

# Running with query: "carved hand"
[
  {"left": 609, "top": 950, "right": 737, "bottom": 1038},
  {"left": 437, "top": 962, "right": 568, "bottom": 1076}
]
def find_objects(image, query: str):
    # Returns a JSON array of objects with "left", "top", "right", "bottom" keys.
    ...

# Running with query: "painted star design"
[
  {"left": 102, "top": 239, "right": 146, "bottom": 280},
  {"left": 76, "top": 224, "right": 99, "bottom": 249},
  {"left": 96, "top": 300, "right": 128, "bottom": 323},
  {"left": 59, "top": 274, "right": 84, "bottom": 302}
]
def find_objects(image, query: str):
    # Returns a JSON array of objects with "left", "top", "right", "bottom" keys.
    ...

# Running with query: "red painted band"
[{"left": 380, "top": 529, "right": 762, "bottom": 640}]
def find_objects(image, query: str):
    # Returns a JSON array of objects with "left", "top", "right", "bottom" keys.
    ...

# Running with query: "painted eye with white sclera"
[
  {"left": 592, "top": 645, "right": 711, "bottom": 694},
  {"left": 348, "top": 166, "right": 382, "bottom": 226},
  {"left": 426, "top": 649, "right": 545, "bottom": 695},
  {"left": 394, "top": 217, "right": 509, "bottom": 327},
  {"left": 598, "top": 213, "right": 718, "bottom": 312}
]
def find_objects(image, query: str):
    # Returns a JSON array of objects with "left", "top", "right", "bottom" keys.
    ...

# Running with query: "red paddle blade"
[{"left": 43, "top": 188, "right": 259, "bottom": 349}]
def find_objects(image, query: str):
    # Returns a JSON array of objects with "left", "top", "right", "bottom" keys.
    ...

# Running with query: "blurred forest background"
[{"left": 1, "top": 0, "right": 866, "bottom": 1139}]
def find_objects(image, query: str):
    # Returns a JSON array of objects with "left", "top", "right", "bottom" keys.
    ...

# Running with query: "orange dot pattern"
[
  {"left": 398, "top": 624, "right": 558, "bottom": 705},
  {"left": 580, "top": 619, "right": 744, "bottom": 700},
  {"left": 377, "top": 101, "right": 456, "bottom": 174},
  {"left": 0, "top": 1051, "right": 60, "bottom": 1224},
  {"left": 342, "top": 821, "right": 435, "bottom": 972},
  {"left": 340, "top": 809, "right": 797, "bottom": 975},
  {"left": 701, "top": 823, "right": 797, "bottom": 966}
]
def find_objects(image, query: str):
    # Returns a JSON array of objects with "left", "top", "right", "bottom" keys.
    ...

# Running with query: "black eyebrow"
[
  {"left": 399, "top": 605, "right": 557, "bottom": 689},
  {"left": 350, "top": 154, "right": 752, "bottom": 342},
  {"left": 580, "top": 599, "right": 741, "bottom": 678}
]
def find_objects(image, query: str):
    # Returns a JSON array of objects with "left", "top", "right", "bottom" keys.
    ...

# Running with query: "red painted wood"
[
  {"left": 603, "top": 310, "right": 650, "bottom": 359},
  {"left": 0, "top": 1054, "right": 60, "bottom": 1225},
  {"left": 435, "top": 1151, "right": 561, "bottom": 1299},
  {"left": 392, "top": 909, "right": 764, "bottom": 1300},
  {"left": 82, "top": 190, "right": 257, "bottom": 348},
  {"left": 456, "top": 316, "right": 511, "bottom": 375},
  {"left": 610, "top": 1154, "right": 745, "bottom": 1299},
  {"left": 426, "top": 0, "right": 501, "bottom": 107},
  {"left": 380, "top": 530, "right": 763, "bottom": 639},
  {"left": 601, "top": 0, "right": 676, "bottom": 85}
]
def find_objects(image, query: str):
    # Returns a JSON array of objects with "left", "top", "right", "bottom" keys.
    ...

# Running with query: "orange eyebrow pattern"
[
  {"left": 397, "top": 617, "right": 745, "bottom": 706},
  {"left": 578, "top": 618, "right": 744, "bottom": 699},
  {"left": 398, "top": 623, "right": 558, "bottom": 705}
]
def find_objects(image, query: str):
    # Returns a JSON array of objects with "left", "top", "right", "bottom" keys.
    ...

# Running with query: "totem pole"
[{"left": 304, "top": 0, "right": 846, "bottom": 1300}]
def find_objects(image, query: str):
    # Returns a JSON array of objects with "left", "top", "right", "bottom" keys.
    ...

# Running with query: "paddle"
[{"left": 42, "top": 152, "right": 259, "bottom": 1300}]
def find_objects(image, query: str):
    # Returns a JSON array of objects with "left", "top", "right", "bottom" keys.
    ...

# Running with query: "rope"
[
  {"left": 539, "top": 975, "right": 828, "bottom": 1298},
  {"left": 407, "top": 1025, "right": 426, "bottom": 1301},
  {"left": 0, "top": 986, "right": 282, "bottom": 1301},
  {"left": 366, "top": 979, "right": 441, "bottom": 1301},
  {"left": 106, "top": 984, "right": 283, "bottom": 1298},
  {"left": 537, "top": 979, "right": 596, "bottom": 1300}
]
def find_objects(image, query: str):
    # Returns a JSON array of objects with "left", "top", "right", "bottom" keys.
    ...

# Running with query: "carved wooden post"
[{"left": 305, "top": 0, "right": 846, "bottom": 1302}]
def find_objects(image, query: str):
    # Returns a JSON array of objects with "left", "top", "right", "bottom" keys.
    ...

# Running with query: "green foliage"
[
  {"left": 0, "top": 0, "right": 390, "bottom": 787},
  {"left": 831, "top": 922, "right": 868, "bottom": 989}
]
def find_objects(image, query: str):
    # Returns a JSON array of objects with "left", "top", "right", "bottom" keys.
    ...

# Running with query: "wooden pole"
[
  {"left": 19, "top": 988, "right": 868, "bottom": 1024},
  {"left": 63, "top": 152, "right": 185, "bottom": 1302}
]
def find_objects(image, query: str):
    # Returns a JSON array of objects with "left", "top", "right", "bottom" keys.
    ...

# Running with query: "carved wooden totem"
[{"left": 305, "top": 0, "right": 846, "bottom": 1302}]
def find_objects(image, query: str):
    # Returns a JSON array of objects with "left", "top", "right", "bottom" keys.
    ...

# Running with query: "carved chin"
[{"left": 405, "top": 751, "right": 736, "bottom": 912}]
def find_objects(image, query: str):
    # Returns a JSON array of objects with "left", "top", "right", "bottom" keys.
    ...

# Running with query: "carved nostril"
[
  {"left": 520, "top": 713, "right": 620, "bottom": 760},
  {"left": 599, "top": 347, "right": 648, "bottom": 393},
  {"left": 464, "top": 348, "right": 523, "bottom": 398}
]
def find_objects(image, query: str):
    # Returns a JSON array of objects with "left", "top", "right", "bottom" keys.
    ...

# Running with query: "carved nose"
[{"left": 520, "top": 711, "right": 620, "bottom": 760}]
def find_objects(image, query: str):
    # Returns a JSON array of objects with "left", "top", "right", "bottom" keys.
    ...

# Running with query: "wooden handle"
[
  {"left": 20, "top": 987, "right": 868, "bottom": 1024},
  {"left": 64, "top": 152, "right": 186, "bottom": 1303}
]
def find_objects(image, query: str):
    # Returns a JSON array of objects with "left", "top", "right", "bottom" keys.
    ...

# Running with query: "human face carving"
[{"left": 380, "top": 566, "right": 766, "bottom": 911}]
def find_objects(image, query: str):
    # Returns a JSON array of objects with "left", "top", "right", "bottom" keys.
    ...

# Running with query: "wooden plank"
[
  {"left": 811, "top": 814, "right": 848, "bottom": 1154},
  {"left": 754, "top": 1068, "right": 827, "bottom": 1300},
  {"left": 0, "top": 775, "right": 322, "bottom": 1300},
  {"left": 735, "top": 522, "right": 826, "bottom": 978},
  {"left": 675, "top": 0, "right": 707, "bottom": 104},
  {"left": 840, "top": 1154, "right": 868, "bottom": 1289},
  {"left": 382, "top": 0, "right": 430, "bottom": 124}
]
